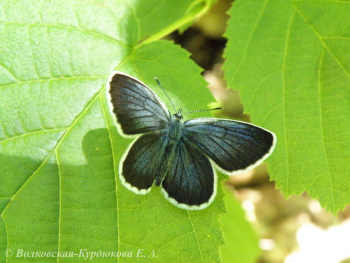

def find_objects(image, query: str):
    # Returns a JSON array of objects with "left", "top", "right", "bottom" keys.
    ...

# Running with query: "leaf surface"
[
  {"left": 0, "top": 1, "right": 252, "bottom": 262},
  {"left": 224, "top": 0, "right": 350, "bottom": 214},
  {"left": 128, "top": 0, "right": 216, "bottom": 41},
  {"left": 220, "top": 187, "right": 260, "bottom": 263}
]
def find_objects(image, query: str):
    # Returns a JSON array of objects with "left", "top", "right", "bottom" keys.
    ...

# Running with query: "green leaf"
[
  {"left": 224, "top": 0, "right": 350, "bottom": 214},
  {"left": 128, "top": 0, "right": 216, "bottom": 42},
  {"left": 220, "top": 186, "right": 260, "bottom": 263},
  {"left": 0, "top": 0, "right": 256, "bottom": 262}
]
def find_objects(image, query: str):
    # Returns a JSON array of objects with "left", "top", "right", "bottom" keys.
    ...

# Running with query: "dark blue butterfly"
[{"left": 107, "top": 72, "right": 276, "bottom": 210}]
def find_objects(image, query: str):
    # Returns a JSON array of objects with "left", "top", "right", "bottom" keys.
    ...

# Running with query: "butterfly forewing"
[
  {"left": 107, "top": 73, "right": 171, "bottom": 135},
  {"left": 183, "top": 118, "right": 276, "bottom": 174}
]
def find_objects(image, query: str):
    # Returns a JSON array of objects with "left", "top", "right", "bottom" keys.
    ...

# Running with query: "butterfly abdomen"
[{"left": 154, "top": 118, "right": 184, "bottom": 186}]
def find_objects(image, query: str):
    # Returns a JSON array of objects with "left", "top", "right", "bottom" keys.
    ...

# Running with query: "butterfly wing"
[
  {"left": 107, "top": 72, "right": 171, "bottom": 135},
  {"left": 183, "top": 118, "right": 276, "bottom": 174},
  {"left": 121, "top": 130, "right": 167, "bottom": 194},
  {"left": 161, "top": 136, "right": 216, "bottom": 210}
]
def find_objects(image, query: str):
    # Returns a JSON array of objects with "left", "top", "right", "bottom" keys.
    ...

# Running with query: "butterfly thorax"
[{"left": 169, "top": 112, "right": 184, "bottom": 140}]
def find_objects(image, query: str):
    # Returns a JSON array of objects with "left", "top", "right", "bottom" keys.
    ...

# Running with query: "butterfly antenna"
[
  {"left": 182, "top": 107, "right": 223, "bottom": 116},
  {"left": 155, "top": 77, "right": 177, "bottom": 113}
]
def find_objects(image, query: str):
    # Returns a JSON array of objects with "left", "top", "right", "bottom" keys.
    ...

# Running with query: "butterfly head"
[{"left": 172, "top": 108, "right": 183, "bottom": 121}]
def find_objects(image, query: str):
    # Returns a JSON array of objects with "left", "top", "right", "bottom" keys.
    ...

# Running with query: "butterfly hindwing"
[
  {"left": 183, "top": 118, "right": 276, "bottom": 174},
  {"left": 161, "top": 137, "right": 216, "bottom": 210},
  {"left": 107, "top": 72, "right": 171, "bottom": 135},
  {"left": 121, "top": 130, "right": 167, "bottom": 194}
]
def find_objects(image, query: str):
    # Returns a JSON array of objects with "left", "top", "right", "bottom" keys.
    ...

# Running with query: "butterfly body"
[
  {"left": 107, "top": 72, "right": 276, "bottom": 210},
  {"left": 154, "top": 122, "right": 181, "bottom": 186}
]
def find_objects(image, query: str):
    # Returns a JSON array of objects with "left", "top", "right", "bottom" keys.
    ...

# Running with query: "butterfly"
[{"left": 106, "top": 71, "right": 276, "bottom": 210}]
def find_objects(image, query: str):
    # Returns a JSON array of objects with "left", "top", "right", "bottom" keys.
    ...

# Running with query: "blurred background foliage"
[{"left": 166, "top": 0, "right": 350, "bottom": 262}]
